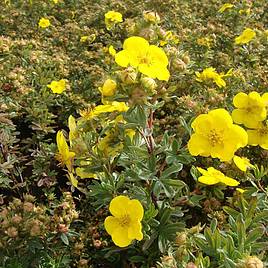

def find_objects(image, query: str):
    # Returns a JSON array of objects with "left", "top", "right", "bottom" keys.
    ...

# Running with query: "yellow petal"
[
  {"left": 247, "top": 130, "right": 260, "bottom": 146},
  {"left": 104, "top": 216, "right": 119, "bottom": 235},
  {"left": 123, "top": 36, "right": 149, "bottom": 51},
  {"left": 233, "top": 156, "right": 249, "bottom": 172},
  {"left": 111, "top": 227, "right": 132, "bottom": 247},
  {"left": 198, "top": 175, "right": 220, "bottom": 185},
  {"left": 187, "top": 134, "right": 210, "bottom": 157},
  {"left": 233, "top": 92, "right": 248, "bottom": 108},
  {"left": 109, "top": 195, "right": 130, "bottom": 217},
  {"left": 128, "top": 221, "right": 143, "bottom": 241},
  {"left": 209, "top": 109, "right": 233, "bottom": 127},
  {"left": 115, "top": 50, "right": 130, "bottom": 67},
  {"left": 232, "top": 109, "right": 245, "bottom": 125},
  {"left": 128, "top": 199, "right": 144, "bottom": 221},
  {"left": 220, "top": 176, "right": 239, "bottom": 186}
]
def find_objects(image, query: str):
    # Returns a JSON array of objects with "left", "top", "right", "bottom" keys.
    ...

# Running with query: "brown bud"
[
  {"left": 6, "top": 227, "right": 18, "bottom": 238},
  {"left": 23, "top": 202, "right": 34, "bottom": 212},
  {"left": 11, "top": 215, "right": 22, "bottom": 224},
  {"left": 93, "top": 239, "right": 102, "bottom": 249},
  {"left": 242, "top": 256, "right": 264, "bottom": 268},
  {"left": 186, "top": 262, "right": 197, "bottom": 268},
  {"left": 58, "top": 224, "right": 68, "bottom": 233},
  {"left": 78, "top": 259, "right": 88, "bottom": 267},
  {"left": 175, "top": 232, "right": 187, "bottom": 246}
]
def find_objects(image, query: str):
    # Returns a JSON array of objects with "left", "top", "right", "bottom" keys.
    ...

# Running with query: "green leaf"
[
  {"left": 160, "top": 178, "right": 186, "bottom": 189},
  {"left": 160, "top": 163, "right": 183, "bottom": 179},
  {"left": 210, "top": 218, "right": 217, "bottom": 233},
  {"left": 245, "top": 226, "right": 264, "bottom": 247},
  {"left": 60, "top": 233, "right": 69, "bottom": 246},
  {"left": 236, "top": 214, "right": 245, "bottom": 252}
]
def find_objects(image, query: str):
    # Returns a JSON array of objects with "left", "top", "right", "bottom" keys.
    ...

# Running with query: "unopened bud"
[
  {"left": 172, "top": 59, "right": 187, "bottom": 71},
  {"left": 175, "top": 232, "right": 187, "bottom": 246},
  {"left": 141, "top": 77, "right": 157, "bottom": 91},
  {"left": 23, "top": 202, "right": 34, "bottom": 212},
  {"left": 100, "top": 79, "right": 117, "bottom": 97},
  {"left": 6, "top": 227, "right": 18, "bottom": 238},
  {"left": 117, "top": 67, "right": 137, "bottom": 84},
  {"left": 240, "top": 256, "right": 264, "bottom": 268},
  {"left": 58, "top": 224, "right": 68, "bottom": 233},
  {"left": 11, "top": 215, "right": 22, "bottom": 224},
  {"left": 186, "top": 262, "right": 197, "bottom": 268}
]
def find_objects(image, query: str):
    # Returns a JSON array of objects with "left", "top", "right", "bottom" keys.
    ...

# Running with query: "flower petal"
[
  {"left": 104, "top": 216, "right": 119, "bottom": 235},
  {"left": 128, "top": 221, "right": 143, "bottom": 241},
  {"left": 111, "top": 226, "right": 132, "bottom": 247},
  {"left": 128, "top": 199, "right": 144, "bottom": 221},
  {"left": 109, "top": 195, "right": 130, "bottom": 217}
]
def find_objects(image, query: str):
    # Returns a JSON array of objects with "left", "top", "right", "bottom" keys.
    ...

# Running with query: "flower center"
[
  {"left": 119, "top": 214, "right": 131, "bottom": 227},
  {"left": 208, "top": 129, "right": 224, "bottom": 146}
]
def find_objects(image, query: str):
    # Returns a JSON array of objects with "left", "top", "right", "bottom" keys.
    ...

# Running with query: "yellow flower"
[
  {"left": 115, "top": 36, "right": 170, "bottom": 81},
  {"left": 55, "top": 131, "right": 75, "bottom": 171},
  {"left": 104, "top": 195, "right": 143, "bottom": 247},
  {"left": 53, "top": 0, "right": 59, "bottom": 3},
  {"left": 38, "top": 18, "right": 51, "bottom": 28},
  {"left": 232, "top": 92, "right": 266, "bottom": 128},
  {"left": 218, "top": 3, "right": 234, "bottom": 13},
  {"left": 80, "top": 102, "right": 128, "bottom": 120},
  {"left": 47, "top": 79, "right": 66, "bottom": 94},
  {"left": 105, "top": 11, "right": 123, "bottom": 30},
  {"left": 100, "top": 79, "right": 117, "bottom": 97},
  {"left": 80, "top": 36, "right": 88, "bottom": 42},
  {"left": 108, "top": 45, "right": 116, "bottom": 57},
  {"left": 247, "top": 123, "right": 268, "bottom": 150},
  {"left": 197, "top": 167, "right": 239, "bottom": 186},
  {"left": 235, "top": 28, "right": 256, "bottom": 45},
  {"left": 233, "top": 156, "right": 253, "bottom": 172},
  {"left": 195, "top": 67, "right": 231, "bottom": 88},
  {"left": 188, "top": 109, "right": 248, "bottom": 161}
]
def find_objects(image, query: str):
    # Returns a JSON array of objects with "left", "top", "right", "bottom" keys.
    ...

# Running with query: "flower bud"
[
  {"left": 6, "top": 227, "right": 18, "bottom": 238},
  {"left": 240, "top": 256, "right": 264, "bottom": 268},
  {"left": 117, "top": 67, "right": 137, "bottom": 84},
  {"left": 186, "top": 262, "right": 197, "bottom": 268},
  {"left": 100, "top": 79, "right": 117, "bottom": 97},
  {"left": 141, "top": 77, "right": 157, "bottom": 91},
  {"left": 172, "top": 59, "right": 187, "bottom": 71},
  {"left": 23, "top": 202, "right": 34, "bottom": 212},
  {"left": 175, "top": 232, "right": 187, "bottom": 246},
  {"left": 160, "top": 256, "right": 176, "bottom": 268},
  {"left": 78, "top": 259, "right": 88, "bottom": 267},
  {"left": 11, "top": 215, "right": 22, "bottom": 224},
  {"left": 58, "top": 223, "right": 68, "bottom": 233}
]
